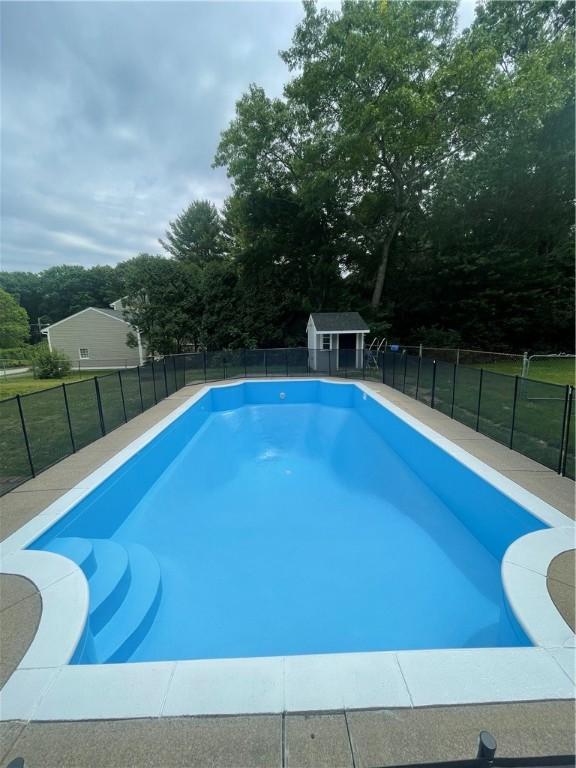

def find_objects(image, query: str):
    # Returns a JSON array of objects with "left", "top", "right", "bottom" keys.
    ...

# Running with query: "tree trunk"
[{"left": 370, "top": 211, "right": 404, "bottom": 308}]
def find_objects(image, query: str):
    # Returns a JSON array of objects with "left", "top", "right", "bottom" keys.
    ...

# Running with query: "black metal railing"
[{"left": 0, "top": 348, "right": 573, "bottom": 497}]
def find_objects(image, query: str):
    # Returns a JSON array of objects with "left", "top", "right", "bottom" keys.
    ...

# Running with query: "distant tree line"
[{"left": 1, "top": 1, "right": 574, "bottom": 355}]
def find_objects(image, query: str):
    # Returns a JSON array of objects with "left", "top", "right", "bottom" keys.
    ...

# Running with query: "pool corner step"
[
  {"left": 48, "top": 537, "right": 97, "bottom": 578},
  {"left": 91, "top": 543, "right": 162, "bottom": 663}
]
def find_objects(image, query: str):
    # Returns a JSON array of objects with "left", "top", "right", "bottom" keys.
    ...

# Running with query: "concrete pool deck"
[{"left": 0, "top": 379, "right": 574, "bottom": 766}]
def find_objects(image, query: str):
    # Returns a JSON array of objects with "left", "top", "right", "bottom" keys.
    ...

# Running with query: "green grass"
[
  {"left": 0, "top": 368, "right": 152, "bottom": 494},
  {"left": 0, "top": 369, "right": 121, "bottom": 399},
  {"left": 474, "top": 357, "right": 575, "bottom": 386}
]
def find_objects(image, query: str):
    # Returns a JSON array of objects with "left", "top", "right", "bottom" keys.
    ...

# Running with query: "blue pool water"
[{"left": 29, "top": 381, "right": 544, "bottom": 664}]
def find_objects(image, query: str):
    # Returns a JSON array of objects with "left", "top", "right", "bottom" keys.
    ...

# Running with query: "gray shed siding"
[{"left": 48, "top": 309, "right": 141, "bottom": 367}]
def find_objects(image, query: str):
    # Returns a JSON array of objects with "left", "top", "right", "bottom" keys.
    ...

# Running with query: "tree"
[
  {"left": 0, "top": 266, "right": 124, "bottom": 329},
  {"left": 391, "top": 0, "right": 576, "bottom": 350},
  {"left": 0, "top": 288, "right": 30, "bottom": 347},
  {"left": 282, "top": 0, "right": 501, "bottom": 308},
  {"left": 38, "top": 265, "right": 123, "bottom": 322},
  {"left": 122, "top": 254, "right": 203, "bottom": 354},
  {"left": 160, "top": 200, "right": 225, "bottom": 264},
  {"left": 221, "top": 189, "right": 347, "bottom": 345}
]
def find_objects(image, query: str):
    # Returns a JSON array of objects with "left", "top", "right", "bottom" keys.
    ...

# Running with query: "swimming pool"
[{"left": 1, "top": 379, "right": 574, "bottom": 718}]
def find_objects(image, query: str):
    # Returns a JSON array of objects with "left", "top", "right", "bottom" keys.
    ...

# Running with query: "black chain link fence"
[{"left": 0, "top": 349, "right": 573, "bottom": 497}]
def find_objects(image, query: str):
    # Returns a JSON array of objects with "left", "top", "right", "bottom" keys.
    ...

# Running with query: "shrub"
[{"left": 33, "top": 347, "right": 71, "bottom": 379}]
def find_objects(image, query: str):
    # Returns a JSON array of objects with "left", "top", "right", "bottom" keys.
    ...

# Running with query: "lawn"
[
  {"left": 476, "top": 357, "right": 575, "bottom": 386},
  {"left": 0, "top": 369, "right": 124, "bottom": 399}
]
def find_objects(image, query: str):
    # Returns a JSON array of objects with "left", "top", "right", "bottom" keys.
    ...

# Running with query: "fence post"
[
  {"left": 431, "top": 360, "right": 437, "bottom": 409},
  {"left": 477, "top": 731, "right": 497, "bottom": 760},
  {"left": 403, "top": 353, "right": 408, "bottom": 393},
  {"left": 183, "top": 353, "right": 188, "bottom": 387},
  {"left": 162, "top": 358, "right": 168, "bottom": 396},
  {"left": 392, "top": 353, "right": 396, "bottom": 388},
  {"left": 62, "top": 383, "right": 76, "bottom": 453},
  {"left": 521, "top": 351, "right": 529, "bottom": 378},
  {"left": 475, "top": 369, "right": 484, "bottom": 432},
  {"left": 243, "top": 349, "right": 247, "bottom": 379},
  {"left": 94, "top": 378, "right": 106, "bottom": 436},
  {"left": 456, "top": 348, "right": 460, "bottom": 366},
  {"left": 151, "top": 363, "right": 158, "bottom": 404},
  {"left": 203, "top": 351, "right": 207, "bottom": 383},
  {"left": 559, "top": 385, "right": 572, "bottom": 475},
  {"left": 381, "top": 352, "right": 386, "bottom": 384},
  {"left": 450, "top": 363, "right": 457, "bottom": 419},
  {"left": 118, "top": 371, "right": 128, "bottom": 423},
  {"left": 419, "top": 343, "right": 423, "bottom": 358},
  {"left": 509, "top": 376, "right": 519, "bottom": 450},
  {"left": 16, "top": 394, "right": 35, "bottom": 478},
  {"left": 137, "top": 366, "right": 144, "bottom": 412},
  {"left": 415, "top": 356, "right": 421, "bottom": 400}
]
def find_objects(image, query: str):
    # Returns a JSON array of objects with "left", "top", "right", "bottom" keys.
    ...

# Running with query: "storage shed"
[
  {"left": 43, "top": 305, "right": 144, "bottom": 369},
  {"left": 307, "top": 312, "right": 370, "bottom": 370}
]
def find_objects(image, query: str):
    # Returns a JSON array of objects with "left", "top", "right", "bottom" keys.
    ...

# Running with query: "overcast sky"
[{"left": 1, "top": 1, "right": 477, "bottom": 274}]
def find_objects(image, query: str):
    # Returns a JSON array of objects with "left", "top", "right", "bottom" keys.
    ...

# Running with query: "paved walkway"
[
  {"left": 1, "top": 379, "right": 574, "bottom": 767},
  {"left": 0, "top": 367, "right": 30, "bottom": 378}
]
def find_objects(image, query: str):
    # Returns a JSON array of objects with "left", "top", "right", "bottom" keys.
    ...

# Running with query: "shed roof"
[{"left": 309, "top": 312, "right": 369, "bottom": 332}]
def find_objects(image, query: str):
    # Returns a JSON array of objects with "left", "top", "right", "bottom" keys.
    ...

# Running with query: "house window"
[
  {"left": 79, "top": 348, "right": 89, "bottom": 359},
  {"left": 322, "top": 334, "right": 331, "bottom": 351}
]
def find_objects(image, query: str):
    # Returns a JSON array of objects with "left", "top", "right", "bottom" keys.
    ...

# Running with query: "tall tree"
[
  {"left": 122, "top": 254, "right": 203, "bottom": 354},
  {"left": 0, "top": 288, "right": 30, "bottom": 347},
  {"left": 281, "top": 0, "right": 499, "bottom": 308},
  {"left": 160, "top": 200, "right": 224, "bottom": 264}
]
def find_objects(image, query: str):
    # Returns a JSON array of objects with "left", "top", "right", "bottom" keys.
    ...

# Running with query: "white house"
[
  {"left": 109, "top": 296, "right": 129, "bottom": 312},
  {"left": 307, "top": 312, "right": 370, "bottom": 370},
  {"left": 43, "top": 301, "right": 144, "bottom": 369}
]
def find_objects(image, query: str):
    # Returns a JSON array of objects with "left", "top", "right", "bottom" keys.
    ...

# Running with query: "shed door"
[{"left": 338, "top": 333, "right": 356, "bottom": 369}]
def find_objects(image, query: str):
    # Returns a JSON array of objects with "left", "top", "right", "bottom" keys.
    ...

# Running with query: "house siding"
[{"left": 48, "top": 309, "right": 141, "bottom": 367}]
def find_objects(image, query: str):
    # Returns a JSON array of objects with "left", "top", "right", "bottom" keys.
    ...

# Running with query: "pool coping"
[{"left": 0, "top": 378, "right": 574, "bottom": 721}]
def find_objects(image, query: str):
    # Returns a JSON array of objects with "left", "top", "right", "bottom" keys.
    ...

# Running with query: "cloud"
[
  {"left": 1, "top": 1, "right": 478, "bottom": 273},
  {"left": 1, "top": 0, "right": 304, "bottom": 272}
]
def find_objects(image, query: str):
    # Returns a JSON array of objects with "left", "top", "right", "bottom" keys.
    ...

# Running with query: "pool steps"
[
  {"left": 48, "top": 537, "right": 162, "bottom": 663},
  {"left": 89, "top": 541, "right": 131, "bottom": 633},
  {"left": 50, "top": 537, "right": 96, "bottom": 578}
]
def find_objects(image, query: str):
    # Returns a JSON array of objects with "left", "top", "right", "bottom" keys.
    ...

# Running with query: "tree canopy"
[
  {"left": 159, "top": 200, "right": 224, "bottom": 264},
  {"left": 0, "top": 287, "right": 30, "bottom": 348}
]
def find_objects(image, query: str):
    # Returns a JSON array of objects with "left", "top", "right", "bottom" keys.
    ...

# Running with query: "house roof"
[
  {"left": 96, "top": 308, "right": 126, "bottom": 320},
  {"left": 309, "top": 312, "right": 370, "bottom": 333},
  {"left": 45, "top": 306, "right": 133, "bottom": 331}
]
